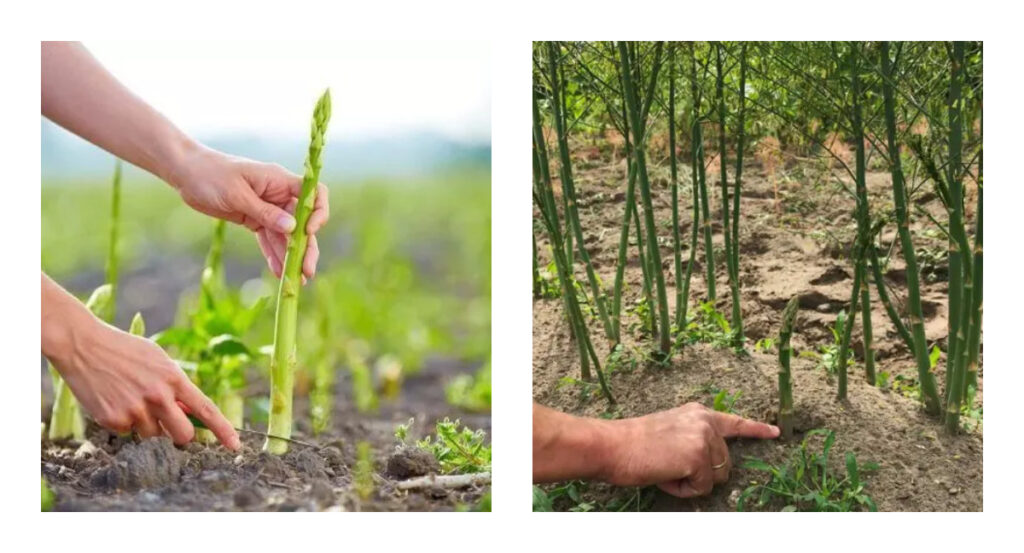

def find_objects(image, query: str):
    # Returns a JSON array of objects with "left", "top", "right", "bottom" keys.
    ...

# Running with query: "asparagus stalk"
[
  {"left": 533, "top": 95, "right": 591, "bottom": 380},
  {"left": 689, "top": 44, "right": 716, "bottom": 303},
  {"left": 533, "top": 126, "right": 614, "bottom": 403},
  {"left": 105, "top": 160, "right": 122, "bottom": 323},
  {"left": 618, "top": 41, "right": 671, "bottom": 357},
  {"left": 668, "top": 44, "right": 684, "bottom": 334},
  {"left": 677, "top": 58, "right": 704, "bottom": 331},
  {"left": 778, "top": 295, "right": 800, "bottom": 439},
  {"left": 944, "top": 42, "right": 966, "bottom": 420},
  {"left": 849, "top": 42, "right": 877, "bottom": 389},
  {"left": 264, "top": 89, "right": 331, "bottom": 454},
  {"left": 48, "top": 285, "right": 112, "bottom": 440},
  {"left": 730, "top": 43, "right": 747, "bottom": 350},
  {"left": 544, "top": 42, "right": 617, "bottom": 344},
  {"left": 878, "top": 41, "right": 941, "bottom": 413},
  {"left": 715, "top": 42, "right": 745, "bottom": 351}
]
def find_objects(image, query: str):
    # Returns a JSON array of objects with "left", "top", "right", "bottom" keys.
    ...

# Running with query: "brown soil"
[
  {"left": 533, "top": 143, "right": 982, "bottom": 512},
  {"left": 42, "top": 357, "right": 490, "bottom": 511}
]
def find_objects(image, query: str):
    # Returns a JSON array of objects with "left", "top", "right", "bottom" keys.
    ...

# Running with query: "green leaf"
[
  {"left": 153, "top": 327, "right": 198, "bottom": 348},
  {"left": 845, "top": 452, "right": 860, "bottom": 487},
  {"left": 929, "top": 345, "right": 942, "bottom": 369},
  {"left": 208, "top": 334, "right": 250, "bottom": 357},
  {"left": 743, "top": 458, "right": 774, "bottom": 472},
  {"left": 532, "top": 486, "right": 553, "bottom": 512}
]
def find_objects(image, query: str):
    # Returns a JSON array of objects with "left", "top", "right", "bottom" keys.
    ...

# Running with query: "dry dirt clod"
[
  {"left": 233, "top": 485, "right": 263, "bottom": 509},
  {"left": 289, "top": 448, "right": 329, "bottom": 479},
  {"left": 386, "top": 446, "right": 441, "bottom": 479},
  {"left": 90, "top": 437, "right": 185, "bottom": 490}
]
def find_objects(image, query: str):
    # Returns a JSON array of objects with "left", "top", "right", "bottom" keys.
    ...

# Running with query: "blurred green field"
[{"left": 42, "top": 163, "right": 491, "bottom": 384}]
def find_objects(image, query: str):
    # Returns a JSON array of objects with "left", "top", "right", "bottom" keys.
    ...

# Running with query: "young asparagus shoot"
[
  {"left": 778, "top": 295, "right": 800, "bottom": 439},
  {"left": 48, "top": 284, "right": 112, "bottom": 441},
  {"left": 129, "top": 311, "right": 146, "bottom": 337},
  {"left": 264, "top": 89, "right": 332, "bottom": 454}
]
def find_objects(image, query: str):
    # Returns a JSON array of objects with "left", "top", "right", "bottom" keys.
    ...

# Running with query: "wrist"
[
  {"left": 158, "top": 133, "right": 204, "bottom": 190},
  {"left": 42, "top": 298, "right": 98, "bottom": 377},
  {"left": 583, "top": 417, "right": 634, "bottom": 484}
]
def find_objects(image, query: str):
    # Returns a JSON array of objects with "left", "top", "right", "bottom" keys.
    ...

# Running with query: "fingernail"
[{"left": 277, "top": 214, "right": 296, "bottom": 233}]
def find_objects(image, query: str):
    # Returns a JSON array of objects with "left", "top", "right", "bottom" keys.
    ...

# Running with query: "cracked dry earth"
[{"left": 533, "top": 143, "right": 982, "bottom": 511}]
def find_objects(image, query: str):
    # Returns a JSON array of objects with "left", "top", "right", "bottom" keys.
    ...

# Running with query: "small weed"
[
  {"left": 680, "top": 301, "right": 734, "bottom": 349},
  {"left": 557, "top": 376, "right": 602, "bottom": 404},
  {"left": 916, "top": 244, "right": 947, "bottom": 283},
  {"left": 535, "top": 260, "right": 562, "bottom": 300},
  {"left": 960, "top": 385, "right": 983, "bottom": 432},
  {"left": 533, "top": 482, "right": 655, "bottom": 512},
  {"left": 799, "top": 310, "right": 853, "bottom": 377},
  {"left": 754, "top": 337, "right": 776, "bottom": 353},
  {"left": 874, "top": 370, "right": 891, "bottom": 388},
  {"left": 712, "top": 389, "right": 743, "bottom": 414},
  {"left": 738, "top": 429, "right": 879, "bottom": 512},
  {"left": 398, "top": 418, "right": 491, "bottom": 474}
]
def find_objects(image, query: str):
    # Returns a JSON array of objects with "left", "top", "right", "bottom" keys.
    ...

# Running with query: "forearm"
[
  {"left": 532, "top": 403, "right": 622, "bottom": 483},
  {"left": 40, "top": 42, "right": 197, "bottom": 186},
  {"left": 41, "top": 273, "right": 98, "bottom": 372}
]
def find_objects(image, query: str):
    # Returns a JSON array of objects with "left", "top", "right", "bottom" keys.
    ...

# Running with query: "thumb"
[{"left": 239, "top": 191, "right": 296, "bottom": 234}]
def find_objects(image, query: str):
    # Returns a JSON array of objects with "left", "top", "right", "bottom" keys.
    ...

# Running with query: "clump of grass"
[{"left": 737, "top": 429, "right": 878, "bottom": 512}]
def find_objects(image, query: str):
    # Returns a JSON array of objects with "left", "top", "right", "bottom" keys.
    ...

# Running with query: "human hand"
[
  {"left": 601, "top": 403, "right": 779, "bottom": 498},
  {"left": 168, "top": 145, "right": 329, "bottom": 280},
  {"left": 49, "top": 311, "right": 241, "bottom": 451}
]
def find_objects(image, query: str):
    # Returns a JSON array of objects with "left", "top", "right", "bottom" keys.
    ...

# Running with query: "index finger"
[
  {"left": 174, "top": 380, "right": 241, "bottom": 450},
  {"left": 711, "top": 411, "right": 781, "bottom": 440}
]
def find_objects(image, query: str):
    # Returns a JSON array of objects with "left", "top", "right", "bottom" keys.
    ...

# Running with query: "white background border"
[{"left": 3, "top": 1, "right": 1017, "bottom": 550}]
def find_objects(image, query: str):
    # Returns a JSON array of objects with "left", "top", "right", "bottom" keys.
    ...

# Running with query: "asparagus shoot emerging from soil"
[
  {"left": 778, "top": 295, "right": 800, "bottom": 439},
  {"left": 48, "top": 284, "right": 113, "bottom": 441},
  {"left": 129, "top": 311, "right": 146, "bottom": 336},
  {"left": 264, "top": 89, "right": 332, "bottom": 454}
]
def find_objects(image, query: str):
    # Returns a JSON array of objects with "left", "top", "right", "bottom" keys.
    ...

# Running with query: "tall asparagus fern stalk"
[{"left": 265, "top": 89, "right": 332, "bottom": 454}]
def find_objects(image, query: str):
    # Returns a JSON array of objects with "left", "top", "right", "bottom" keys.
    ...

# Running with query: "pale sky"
[{"left": 84, "top": 40, "right": 491, "bottom": 143}]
